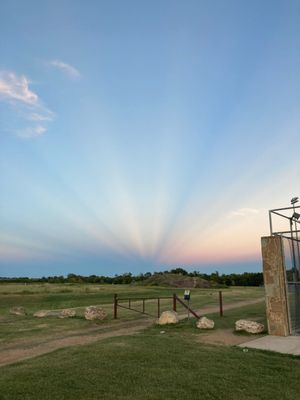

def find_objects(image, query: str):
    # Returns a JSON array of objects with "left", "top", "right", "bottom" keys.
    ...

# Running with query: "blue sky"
[{"left": 0, "top": 0, "right": 300, "bottom": 277}]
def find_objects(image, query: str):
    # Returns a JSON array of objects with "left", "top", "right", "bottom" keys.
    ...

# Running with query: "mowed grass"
[
  {"left": 0, "top": 283, "right": 264, "bottom": 344},
  {"left": 0, "top": 283, "right": 264, "bottom": 311},
  {"left": 0, "top": 302, "right": 297, "bottom": 400}
]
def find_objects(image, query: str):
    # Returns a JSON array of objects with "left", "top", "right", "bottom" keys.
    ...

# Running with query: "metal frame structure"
[
  {"left": 269, "top": 203, "right": 300, "bottom": 281},
  {"left": 269, "top": 199, "right": 300, "bottom": 334},
  {"left": 269, "top": 205, "right": 300, "bottom": 240}
]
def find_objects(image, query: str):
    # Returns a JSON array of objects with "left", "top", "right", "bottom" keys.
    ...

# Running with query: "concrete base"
[{"left": 240, "top": 335, "right": 300, "bottom": 356}]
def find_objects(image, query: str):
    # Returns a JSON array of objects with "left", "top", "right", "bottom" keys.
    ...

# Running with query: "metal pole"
[
  {"left": 292, "top": 203, "right": 300, "bottom": 277},
  {"left": 269, "top": 210, "right": 273, "bottom": 235},
  {"left": 290, "top": 218, "right": 298, "bottom": 281},
  {"left": 114, "top": 294, "right": 118, "bottom": 319},
  {"left": 292, "top": 202, "right": 300, "bottom": 333},
  {"left": 219, "top": 290, "right": 223, "bottom": 317},
  {"left": 142, "top": 299, "right": 145, "bottom": 314}
]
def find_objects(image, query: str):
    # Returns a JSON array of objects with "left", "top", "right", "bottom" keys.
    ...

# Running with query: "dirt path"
[
  {"left": 194, "top": 328, "right": 263, "bottom": 346},
  {"left": 0, "top": 298, "right": 263, "bottom": 367}
]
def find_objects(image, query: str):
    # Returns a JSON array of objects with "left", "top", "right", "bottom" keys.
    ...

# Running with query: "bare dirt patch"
[
  {"left": 0, "top": 319, "right": 153, "bottom": 367},
  {"left": 195, "top": 328, "right": 260, "bottom": 346}
]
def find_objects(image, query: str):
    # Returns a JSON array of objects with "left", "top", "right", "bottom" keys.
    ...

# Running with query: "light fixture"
[
  {"left": 292, "top": 212, "right": 300, "bottom": 221},
  {"left": 291, "top": 197, "right": 299, "bottom": 205}
]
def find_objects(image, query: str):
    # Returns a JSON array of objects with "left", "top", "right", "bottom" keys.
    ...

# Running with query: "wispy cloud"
[
  {"left": 0, "top": 71, "right": 53, "bottom": 138},
  {"left": 49, "top": 60, "right": 81, "bottom": 80},
  {"left": 17, "top": 125, "right": 47, "bottom": 139},
  {"left": 227, "top": 208, "right": 260, "bottom": 218},
  {"left": 27, "top": 112, "right": 54, "bottom": 122},
  {"left": 0, "top": 72, "right": 38, "bottom": 104}
]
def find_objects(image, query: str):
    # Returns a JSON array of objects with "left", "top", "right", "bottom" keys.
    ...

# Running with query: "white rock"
[
  {"left": 33, "top": 310, "right": 59, "bottom": 318},
  {"left": 235, "top": 319, "right": 265, "bottom": 334},
  {"left": 158, "top": 311, "right": 179, "bottom": 325},
  {"left": 9, "top": 307, "right": 27, "bottom": 316},
  {"left": 59, "top": 309, "right": 76, "bottom": 318},
  {"left": 84, "top": 306, "right": 107, "bottom": 321},
  {"left": 196, "top": 316, "right": 214, "bottom": 329}
]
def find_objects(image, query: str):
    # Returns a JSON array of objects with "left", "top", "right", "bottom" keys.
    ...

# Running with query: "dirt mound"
[{"left": 142, "top": 273, "right": 211, "bottom": 288}]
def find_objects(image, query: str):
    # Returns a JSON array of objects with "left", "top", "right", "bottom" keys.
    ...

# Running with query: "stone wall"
[{"left": 261, "top": 236, "right": 290, "bottom": 336}]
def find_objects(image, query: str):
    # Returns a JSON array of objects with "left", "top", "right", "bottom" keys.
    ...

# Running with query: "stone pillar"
[{"left": 261, "top": 236, "right": 290, "bottom": 336}]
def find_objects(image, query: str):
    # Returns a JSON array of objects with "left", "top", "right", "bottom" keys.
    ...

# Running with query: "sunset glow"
[{"left": 1, "top": 0, "right": 300, "bottom": 276}]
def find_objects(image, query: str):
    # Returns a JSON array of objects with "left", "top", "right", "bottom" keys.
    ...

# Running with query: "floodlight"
[
  {"left": 292, "top": 212, "right": 300, "bottom": 220},
  {"left": 291, "top": 197, "right": 299, "bottom": 205}
]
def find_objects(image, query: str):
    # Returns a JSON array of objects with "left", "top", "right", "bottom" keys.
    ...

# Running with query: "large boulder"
[
  {"left": 59, "top": 309, "right": 76, "bottom": 318},
  {"left": 10, "top": 307, "right": 27, "bottom": 316},
  {"left": 235, "top": 319, "right": 265, "bottom": 334},
  {"left": 196, "top": 316, "right": 214, "bottom": 329},
  {"left": 158, "top": 311, "right": 179, "bottom": 325},
  {"left": 84, "top": 306, "right": 107, "bottom": 321}
]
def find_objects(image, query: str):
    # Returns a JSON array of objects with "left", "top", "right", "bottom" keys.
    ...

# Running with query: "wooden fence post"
[
  {"left": 158, "top": 298, "right": 160, "bottom": 318},
  {"left": 219, "top": 290, "right": 223, "bottom": 317},
  {"left": 173, "top": 293, "right": 177, "bottom": 312},
  {"left": 114, "top": 294, "right": 118, "bottom": 319}
]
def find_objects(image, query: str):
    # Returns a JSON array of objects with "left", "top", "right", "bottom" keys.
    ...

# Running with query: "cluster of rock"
[
  {"left": 235, "top": 319, "right": 265, "bottom": 334},
  {"left": 33, "top": 310, "right": 60, "bottom": 318},
  {"left": 9, "top": 305, "right": 107, "bottom": 321},
  {"left": 9, "top": 307, "right": 27, "bottom": 316},
  {"left": 84, "top": 306, "right": 107, "bottom": 320},
  {"left": 157, "top": 310, "right": 265, "bottom": 334},
  {"left": 33, "top": 309, "right": 77, "bottom": 318},
  {"left": 9, "top": 305, "right": 265, "bottom": 334},
  {"left": 157, "top": 311, "right": 215, "bottom": 329},
  {"left": 59, "top": 309, "right": 76, "bottom": 318}
]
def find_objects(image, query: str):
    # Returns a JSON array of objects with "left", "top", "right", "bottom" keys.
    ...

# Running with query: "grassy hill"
[{"left": 140, "top": 273, "right": 211, "bottom": 288}]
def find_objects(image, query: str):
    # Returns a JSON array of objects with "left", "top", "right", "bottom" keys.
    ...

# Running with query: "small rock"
[
  {"left": 84, "top": 306, "right": 107, "bottom": 321},
  {"left": 33, "top": 310, "right": 59, "bottom": 318},
  {"left": 157, "top": 311, "right": 179, "bottom": 325},
  {"left": 59, "top": 309, "right": 76, "bottom": 318},
  {"left": 196, "top": 316, "right": 215, "bottom": 329},
  {"left": 10, "top": 307, "right": 27, "bottom": 316},
  {"left": 235, "top": 319, "right": 265, "bottom": 334}
]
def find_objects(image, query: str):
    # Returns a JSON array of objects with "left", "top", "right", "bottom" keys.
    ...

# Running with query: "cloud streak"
[
  {"left": 49, "top": 60, "right": 81, "bottom": 79},
  {"left": 0, "top": 72, "right": 38, "bottom": 104},
  {"left": 0, "top": 71, "right": 53, "bottom": 138},
  {"left": 227, "top": 208, "right": 260, "bottom": 218},
  {"left": 17, "top": 125, "right": 47, "bottom": 139}
]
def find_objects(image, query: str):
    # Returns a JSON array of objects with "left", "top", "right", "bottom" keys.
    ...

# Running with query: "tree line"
[{"left": 0, "top": 268, "right": 263, "bottom": 286}]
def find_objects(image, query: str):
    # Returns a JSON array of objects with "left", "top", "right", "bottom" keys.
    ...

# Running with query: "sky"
[{"left": 0, "top": 0, "right": 300, "bottom": 277}]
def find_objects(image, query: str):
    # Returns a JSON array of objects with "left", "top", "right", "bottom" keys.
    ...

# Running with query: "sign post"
[{"left": 184, "top": 290, "right": 191, "bottom": 319}]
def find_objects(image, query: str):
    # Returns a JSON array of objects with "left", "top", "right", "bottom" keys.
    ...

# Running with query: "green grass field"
[
  {"left": 0, "top": 301, "right": 298, "bottom": 400},
  {"left": 0, "top": 283, "right": 264, "bottom": 344},
  {"left": 3, "top": 283, "right": 293, "bottom": 400}
]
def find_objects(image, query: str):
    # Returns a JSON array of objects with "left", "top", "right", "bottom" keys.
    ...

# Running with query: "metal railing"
[{"left": 113, "top": 291, "right": 224, "bottom": 320}]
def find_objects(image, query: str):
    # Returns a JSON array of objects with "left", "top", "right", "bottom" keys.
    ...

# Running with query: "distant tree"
[{"left": 170, "top": 267, "right": 188, "bottom": 275}]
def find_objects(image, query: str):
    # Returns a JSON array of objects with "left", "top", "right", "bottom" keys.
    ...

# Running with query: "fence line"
[{"left": 113, "top": 292, "right": 224, "bottom": 320}]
